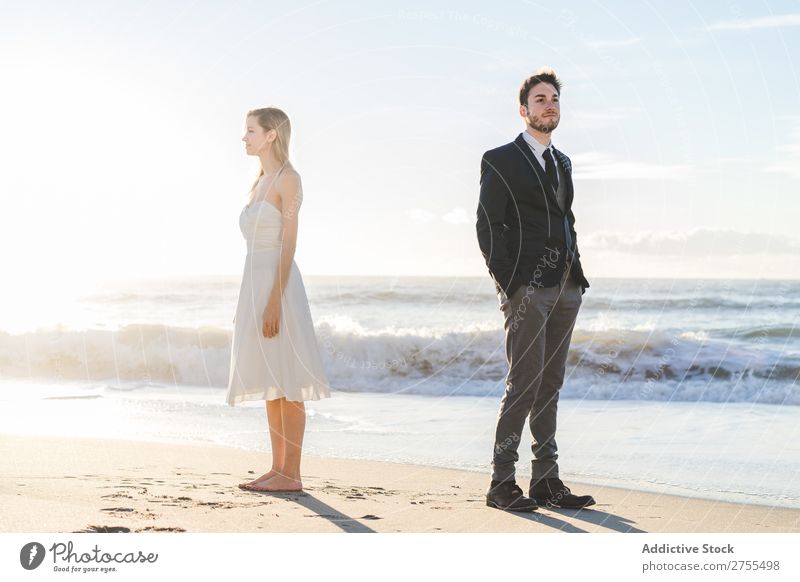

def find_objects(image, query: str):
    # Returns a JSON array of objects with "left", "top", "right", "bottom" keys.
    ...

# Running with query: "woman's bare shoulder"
[
  {"left": 276, "top": 167, "right": 303, "bottom": 216},
  {"left": 277, "top": 167, "right": 302, "bottom": 195},
  {"left": 278, "top": 166, "right": 301, "bottom": 183}
]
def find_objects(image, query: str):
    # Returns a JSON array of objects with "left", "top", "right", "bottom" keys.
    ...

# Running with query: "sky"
[{"left": 1, "top": 0, "right": 799, "bottom": 294}]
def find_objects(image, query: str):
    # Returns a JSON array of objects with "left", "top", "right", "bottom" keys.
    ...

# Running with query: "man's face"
[{"left": 520, "top": 82, "right": 560, "bottom": 133}]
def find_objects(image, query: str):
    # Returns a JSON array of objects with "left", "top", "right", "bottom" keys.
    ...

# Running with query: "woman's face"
[{"left": 242, "top": 116, "right": 275, "bottom": 155}]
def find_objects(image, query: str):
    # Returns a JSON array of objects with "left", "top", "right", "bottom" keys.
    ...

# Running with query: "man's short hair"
[{"left": 519, "top": 67, "right": 562, "bottom": 105}]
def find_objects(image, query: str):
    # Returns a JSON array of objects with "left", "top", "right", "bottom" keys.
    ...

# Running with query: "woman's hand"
[{"left": 261, "top": 293, "right": 281, "bottom": 338}]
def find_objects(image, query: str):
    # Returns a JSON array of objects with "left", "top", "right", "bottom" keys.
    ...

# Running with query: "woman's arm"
[
  {"left": 261, "top": 170, "right": 302, "bottom": 337},
  {"left": 272, "top": 171, "right": 301, "bottom": 297}
]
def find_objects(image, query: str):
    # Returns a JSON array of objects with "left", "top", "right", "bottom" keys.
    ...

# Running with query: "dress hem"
[{"left": 226, "top": 385, "right": 332, "bottom": 406}]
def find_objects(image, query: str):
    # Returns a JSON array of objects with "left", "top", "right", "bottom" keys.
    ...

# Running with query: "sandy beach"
[{"left": 2, "top": 433, "right": 798, "bottom": 534}]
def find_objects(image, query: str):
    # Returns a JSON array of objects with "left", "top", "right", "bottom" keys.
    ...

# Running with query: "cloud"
[
  {"left": 704, "top": 13, "right": 800, "bottom": 31},
  {"left": 406, "top": 207, "right": 473, "bottom": 225},
  {"left": 442, "top": 207, "right": 471, "bottom": 224},
  {"left": 570, "top": 107, "right": 643, "bottom": 130},
  {"left": 477, "top": 57, "right": 535, "bottom": 73},
  {"left": 766, "top": 123, "right": 800, "bottom": 178},
  {"left": 571, "top": 151, "right": 693, "bottom": 180},
  {"left": 586, "top": 37, "right": 642, "bottom": 49},
  {"left": 582, "top": 228, "right": 800, "bottom": 256},
  {"left": 406, "top": 208, "right": 436, "bottom": 224},
  {"left": 708, "top": 155, "right": 758, "bottom": 164},
  {"left": 708, "top": 118, "right": 800, "bottom": 174}
]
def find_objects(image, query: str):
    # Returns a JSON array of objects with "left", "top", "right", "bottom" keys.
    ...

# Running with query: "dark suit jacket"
[{"left": 476, "top": 133, "right": 590, "bottom": 298}]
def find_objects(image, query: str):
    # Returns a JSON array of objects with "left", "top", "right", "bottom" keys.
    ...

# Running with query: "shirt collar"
[{"left": 521, "top": 130, "right": 554, "bottom": 157}]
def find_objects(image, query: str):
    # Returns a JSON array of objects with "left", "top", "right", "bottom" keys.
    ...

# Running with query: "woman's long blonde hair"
[{"left": 247, "top": 107, "right": 292, "bottom": 196}]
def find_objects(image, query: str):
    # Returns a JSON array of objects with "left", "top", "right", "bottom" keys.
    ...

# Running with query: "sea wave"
[{"left": 1, "top": 322, "right": 797, "bottom": 405}]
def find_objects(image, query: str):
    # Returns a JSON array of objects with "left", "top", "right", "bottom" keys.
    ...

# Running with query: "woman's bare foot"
[
  {"left": 248, "top": 474, "right": 303, "bottom": 492},
  {"left": 238, "top": 469, "right": 281, "bottom": 489}
]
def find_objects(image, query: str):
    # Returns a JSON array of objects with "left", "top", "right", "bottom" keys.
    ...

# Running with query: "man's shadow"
[
  {"left": 504, "top": 506, "right": 646, "bottom": 533},
  {"left": 246, "top": 492, "right": 646, "bottom": 533},
  {"left": 505, "top": 509, "right": 590, "bottom": 533},
  {"left": 543, "top": 506, "right": 646, "bottom": 533}
]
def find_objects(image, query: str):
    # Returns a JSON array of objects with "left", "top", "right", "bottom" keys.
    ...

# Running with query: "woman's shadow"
[{"left": 247, "top": 490, "right": 377, "bottom": 533}]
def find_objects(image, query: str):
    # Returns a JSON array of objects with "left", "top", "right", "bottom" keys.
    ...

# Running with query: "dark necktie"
[{"left": 542, "top": 148, "right": 559, "bottom": 193}]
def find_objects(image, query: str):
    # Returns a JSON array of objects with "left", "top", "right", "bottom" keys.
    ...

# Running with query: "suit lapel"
[{"left": 513, "top": 133, "right": 562, "bottom": 215}]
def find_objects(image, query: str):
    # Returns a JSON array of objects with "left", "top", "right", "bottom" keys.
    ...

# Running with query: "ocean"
[{"left": 1, "top": 275, "right": 798, "bottom": 507}]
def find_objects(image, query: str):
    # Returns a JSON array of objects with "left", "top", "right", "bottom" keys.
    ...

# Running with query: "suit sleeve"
[
  {"left": 564, "top": 154, "right": 589, "bottom": 293},
  {"left": 563, "top": 154, "right": 580, "bottom": 259},
  {"left": 568, "top": 208, "right": 579, "bottom": 258},
  {"left": 476, "top": 151, "right": 521, "bottom": 296}
]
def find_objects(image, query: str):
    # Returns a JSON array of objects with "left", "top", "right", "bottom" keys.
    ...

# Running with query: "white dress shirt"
[
  {"left": 521, "top": 130, "right": 566, "bottom": 213},
  {"left": 521, "top": 130, "right": 557, "bottom": 174}
]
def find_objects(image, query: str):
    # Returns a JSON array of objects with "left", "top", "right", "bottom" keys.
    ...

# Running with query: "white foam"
[{"left": 1, "top": 321, "right": 797, "bottom": 405}]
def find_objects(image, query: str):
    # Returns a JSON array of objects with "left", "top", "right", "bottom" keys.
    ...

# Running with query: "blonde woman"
[{"left": 227, "top": 107, "right": 330, "bottom": 492}]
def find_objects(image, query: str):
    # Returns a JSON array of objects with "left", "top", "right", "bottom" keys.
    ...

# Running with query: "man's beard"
[{"left": 526, "top": 113, "right": 559, "bottom": 134}]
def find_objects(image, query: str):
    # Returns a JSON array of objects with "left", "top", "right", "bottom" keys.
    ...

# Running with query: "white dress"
[{"left": 225, "top": 194, "right": 331, "bottom": 405}]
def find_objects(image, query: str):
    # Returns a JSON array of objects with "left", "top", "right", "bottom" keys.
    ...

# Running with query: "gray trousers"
[{"left": 491, "top": 265, "right": 582, "bottom": 483}]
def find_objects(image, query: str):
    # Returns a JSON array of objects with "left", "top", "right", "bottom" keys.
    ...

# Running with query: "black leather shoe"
[
  {"left": 486, "top": 480, "right": 539, "bottom": 512},
  {"left": 529, "top": 477, "right": 595, "bottom": 508}
]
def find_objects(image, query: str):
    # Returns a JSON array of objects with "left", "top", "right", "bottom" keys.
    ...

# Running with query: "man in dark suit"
[{"left": 476, "top": 67, "right": 595, "bottom": 512}]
